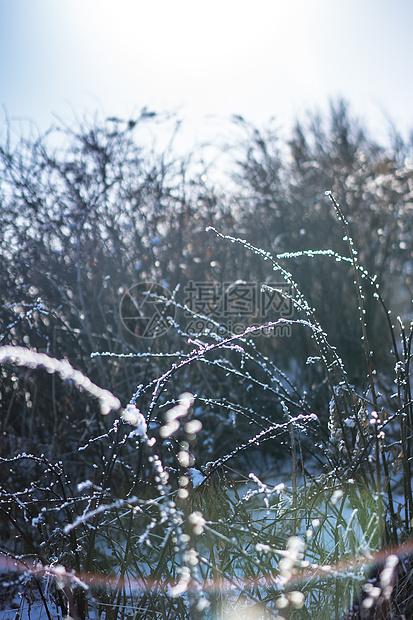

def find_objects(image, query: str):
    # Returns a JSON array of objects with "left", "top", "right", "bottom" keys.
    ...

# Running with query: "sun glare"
[{"left": 63, "top": 1, "right": 317, "bottom": 117}]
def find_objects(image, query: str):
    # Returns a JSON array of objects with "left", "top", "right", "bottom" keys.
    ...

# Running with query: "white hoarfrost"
[
  {"left": 122, "top": 403, "right": 148, "bottom": 439},
  {"left": 0, "top": 346, "right": 121, "bottom": 415}
]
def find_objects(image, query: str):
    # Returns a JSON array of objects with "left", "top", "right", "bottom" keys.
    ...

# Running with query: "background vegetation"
[{"left": 1, "top": 100, "right": 413, "bottom": 619}]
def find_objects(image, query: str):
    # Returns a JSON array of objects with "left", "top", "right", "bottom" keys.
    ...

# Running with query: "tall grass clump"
[{"left": 1, "top": 186, "right": 413, "bottom": 620}]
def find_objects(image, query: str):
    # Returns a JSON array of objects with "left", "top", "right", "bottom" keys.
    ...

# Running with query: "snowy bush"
[{"left": 1, "top": 103, "right": 413, "bottom": 618}]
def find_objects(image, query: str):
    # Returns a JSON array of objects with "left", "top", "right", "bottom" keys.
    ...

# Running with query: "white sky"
[{"left": 0, "top": 0, "right": 412, "bottom": 146}]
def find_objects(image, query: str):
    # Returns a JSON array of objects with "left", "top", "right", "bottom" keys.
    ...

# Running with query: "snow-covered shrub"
[{"left": 1, "top": 103, "right": 413, "bottom": 618}]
